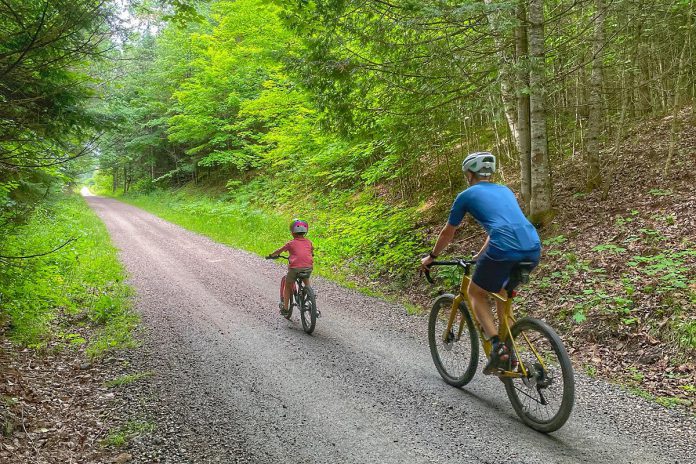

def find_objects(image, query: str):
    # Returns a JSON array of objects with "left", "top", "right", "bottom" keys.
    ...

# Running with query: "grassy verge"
[
  {"left": 113, "top": 187, "right": 428, "bottom": 291},
  {"left": 102, "top": 420, "right": 155, "bottom": 448},
  {"left": 0, "top": 193, "right": 137, "bottom": 357}
]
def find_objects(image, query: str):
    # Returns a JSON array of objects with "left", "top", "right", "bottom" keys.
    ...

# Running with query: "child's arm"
[{"left": 269, "top": 241, "right": 291, "bottom": 257}]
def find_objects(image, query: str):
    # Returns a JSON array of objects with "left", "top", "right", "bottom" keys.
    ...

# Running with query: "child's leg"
[
  {"left": 283, "top": 278, "right": 293, "bottom": 310},
  {"left": 302, "top": 268, "right": 313, "bottom": 287}
]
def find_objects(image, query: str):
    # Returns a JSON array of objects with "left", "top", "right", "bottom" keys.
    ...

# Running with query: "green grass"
[
  {"left": 404, "top": 302, "right": 424, "bottom": 316},
  {"left": 0, "top": 194, "right": 137, "bottom": 356},
  {"left": 584, "top": 364, "right": 598, "bottom": 378},
  {"left": 113, "top": 187, "right": 428, "bottom": 288},
  {"left": 626, "top": 386, "right": 693, "bottom": 410},
  {"left": 655, "top": 396, "right": 692, "bottom": 409},
  {"left": 122, "top": 190, "right": 290, "bottom": 259},
  {"left": 105, "top": 371, "right": 153, "bottom": 388},
  {"left": 102, "top": 420, "right": 155, "bottom": 448}
]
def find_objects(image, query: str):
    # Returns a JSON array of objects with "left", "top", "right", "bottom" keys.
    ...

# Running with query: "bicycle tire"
[
  {"left": 300, "top": 285, "right": 317, "bottom": 334},
  {"left": 428, "top": 294, "right": 479, "bottom": 387},
  {"left": 503, "top": 317, "right": 575, "bottom": 433}
]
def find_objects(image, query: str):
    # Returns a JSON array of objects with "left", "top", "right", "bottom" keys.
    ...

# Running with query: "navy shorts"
[{"left": 472, "top": 250, "right": 540, "bottom": 293}]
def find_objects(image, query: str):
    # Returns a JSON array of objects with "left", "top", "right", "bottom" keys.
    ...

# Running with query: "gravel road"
[{"left": 86, "top": 195, "right": 695, "bottom": 464}]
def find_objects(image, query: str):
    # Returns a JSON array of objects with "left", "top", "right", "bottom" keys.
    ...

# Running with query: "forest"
[{"left": 1, "top": 0, "right": 695, "bottom": 449}]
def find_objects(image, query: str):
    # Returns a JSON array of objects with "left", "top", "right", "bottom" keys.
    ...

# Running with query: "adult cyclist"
[{"left": 420, "top": 152, "right": 541, "bottom": 373}]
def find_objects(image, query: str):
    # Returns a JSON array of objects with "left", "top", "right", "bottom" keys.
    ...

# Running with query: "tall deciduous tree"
[
  {"left": 585, "top": 0, "right": 606, "bottom": 190},
  {"left": 527, "top": 0, "right": 552, "bottom": 223},
  {"left": 515, "top": 1, "right": 532, "bottom": 211}
]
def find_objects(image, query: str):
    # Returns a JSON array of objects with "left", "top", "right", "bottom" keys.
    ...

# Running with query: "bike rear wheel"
[
  {"left": 503, "top": 317, "right": 575, "bottom": 433},
  {"left": 428, "top": 294, "right": 479, "bottom": 387},
  {"left": 300, "top": 285, "right": 317, "bottom": 334}
]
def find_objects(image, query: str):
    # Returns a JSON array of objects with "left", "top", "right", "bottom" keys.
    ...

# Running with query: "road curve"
[{"left": 86, "top": 195, "right": 695, "bottom": 464}]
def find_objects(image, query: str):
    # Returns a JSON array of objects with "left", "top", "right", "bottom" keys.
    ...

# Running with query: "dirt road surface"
[{"left": 86, "top": 196, "right": 695, "bottom": 464}]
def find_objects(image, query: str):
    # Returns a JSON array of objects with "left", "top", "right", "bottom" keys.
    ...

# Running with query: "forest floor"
[{"left": 0, "top": 319, "right": 136, "bottom": 463}]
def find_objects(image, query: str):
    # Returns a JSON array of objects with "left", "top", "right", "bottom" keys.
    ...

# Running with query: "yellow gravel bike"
[{"left": 424, "top": 258, "right": 575, "bottom": 433}]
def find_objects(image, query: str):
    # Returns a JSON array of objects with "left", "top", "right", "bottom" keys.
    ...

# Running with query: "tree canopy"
[{"left": 2, "top": 0, "right": 694, "bottom": 231}]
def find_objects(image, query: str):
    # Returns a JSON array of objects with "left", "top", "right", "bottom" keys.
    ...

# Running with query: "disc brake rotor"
[{"left": 442, "top": 330, "right": 455, "bottom": 351}]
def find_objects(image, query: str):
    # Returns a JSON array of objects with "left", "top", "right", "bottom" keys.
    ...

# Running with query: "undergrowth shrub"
[
  {"left": 121, "top": 185, "right": 428, "bottom": 286},
  {"left": 0, "top": 194, "right": 136, "bottom": 356}
]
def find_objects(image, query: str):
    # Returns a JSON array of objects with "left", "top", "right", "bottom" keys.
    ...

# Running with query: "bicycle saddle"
[{"left": 505, "top": 262, "right": 536, "bottom": 291}]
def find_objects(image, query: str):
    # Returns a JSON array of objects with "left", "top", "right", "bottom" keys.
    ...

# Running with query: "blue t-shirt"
[{"left": 448, "top": 182, "right": 541, "bottom": 259}]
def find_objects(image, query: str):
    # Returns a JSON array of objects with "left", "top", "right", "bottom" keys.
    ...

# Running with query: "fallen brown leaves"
[{"left": 0, "top": 324, "right": 130, "bottom": 464}]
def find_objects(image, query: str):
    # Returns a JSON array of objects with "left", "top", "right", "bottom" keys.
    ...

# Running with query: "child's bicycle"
[
  {"left": 266, "top": 255, "right": 318, "bottom": 334},
  {"left": 424, "top": 258, "right": 575, "bottom": 433}
]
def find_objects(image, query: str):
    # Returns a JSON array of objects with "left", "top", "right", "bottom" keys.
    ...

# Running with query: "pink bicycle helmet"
[{"left": 290, "top": 218, "right": 308, "bottom": 234}]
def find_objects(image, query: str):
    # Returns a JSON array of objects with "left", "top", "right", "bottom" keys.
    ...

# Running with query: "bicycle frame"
[{"left": 439, "top": 262, "right": 546, "bottom": 379}]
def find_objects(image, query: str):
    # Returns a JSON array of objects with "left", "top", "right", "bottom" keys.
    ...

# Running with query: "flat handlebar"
[{"left": 423, "top": 258, "right": 477, "bottom": 284}]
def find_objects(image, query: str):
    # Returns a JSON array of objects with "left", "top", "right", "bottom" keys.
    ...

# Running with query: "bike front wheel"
[
  {"left": 300, "top": 285, "right": 317, "bottom": 334},
  {"left": 503, "top": 317, "right": 575, "bottom": 433},
  {"left": 428, "top": 294, "right": 479, "bottom": 387}
]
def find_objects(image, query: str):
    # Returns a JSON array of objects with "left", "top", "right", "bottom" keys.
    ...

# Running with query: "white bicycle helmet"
[{"left": 462, "top": 152, "right": 496, "bottom": 177}]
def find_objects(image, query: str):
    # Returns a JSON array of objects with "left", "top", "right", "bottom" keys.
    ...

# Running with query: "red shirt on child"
[{"left": 278, "top": 237, "right": 313, "bottom": 268}]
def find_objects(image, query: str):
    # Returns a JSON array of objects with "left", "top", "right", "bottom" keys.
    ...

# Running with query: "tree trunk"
[
  {"left": 484, "top": 0, "right": 519, "bottom": 148},
  {"left": 584, "top": 0, "right": 606, "bottom": 190},
  {"left": 602, "top": 68, "right": 628, "bottom": 200},
  {"left": 667, "top": 0, "right": 693, "bottom": 171},
  {"left": 527, "top": 0, "right": 552, "bottom": 225},
  {"left": 516, "top": 1, "right": 532, "bottom": 211}
]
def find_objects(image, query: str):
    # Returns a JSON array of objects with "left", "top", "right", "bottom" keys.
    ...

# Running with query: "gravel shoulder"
[{"left": 86, "top": 195, "right": 696, "bottom": 464}]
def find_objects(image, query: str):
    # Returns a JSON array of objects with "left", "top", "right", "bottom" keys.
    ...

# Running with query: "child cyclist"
[{"left": 267, "top": 219, "right": 314, "bottom": 316}]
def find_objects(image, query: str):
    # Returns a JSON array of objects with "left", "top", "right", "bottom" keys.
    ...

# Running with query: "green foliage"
[
  {"left": 120, "top": 185, "right": 427, "bottom": 286},
  {"left": 655, "top": 396, "right": 690, "bottom": 409},
  {"left": 318, "top": 192, "right": 426, "bottom": 280},
  {"left": 592, "top": 244, "right": 626, "bottom": 253},
  {"left": 615, "top": 210, "right": 640, "bottom": 228},
  {"left": 437, "top": 265, "right": 465, "bottom": 290},
  {"left": 647, "top": 188, "right": 673, "bottom": 196},
  {"left": 572, "top": 310, "right": 587, "bottom": 324},
  {"left": 584, "top": 364, "right": 597, "bottom": 377},
  {"left": 544, "top": 235, "right": 567, "bottom": 247},
  {"left": 121, "top": 189, "right": 288, "bottom": 256},
  {"left": 0, "top": 0, "right": 112, "bottom": 225},
  {"left": 628, "top": 366, "right": 645, "bottom": 382},
  {"left": 105, "top": 372, "right": 154, "bottom": 388},
  {"left": 56, "top": 332, "right": 87, "bottom": 346},
  {"left": 627, "top": 250, "right": 694, "bottom": 294},
  {"left": 673, "top": 319, "right": 696, "bottom": 350},
  {"left": 103, "top": 421, "right": 155, "bottom": 448},
  {"left": 0, "top": 194, "right": 136, "bottom": 354}
]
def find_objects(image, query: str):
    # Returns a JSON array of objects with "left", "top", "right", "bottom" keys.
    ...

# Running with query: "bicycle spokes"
[
  {"left": 504, "top": 318, "right": 574, "bottom": 431},
  {"left": 428, "top": 296, "right": 479, "bottom": 387}
]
